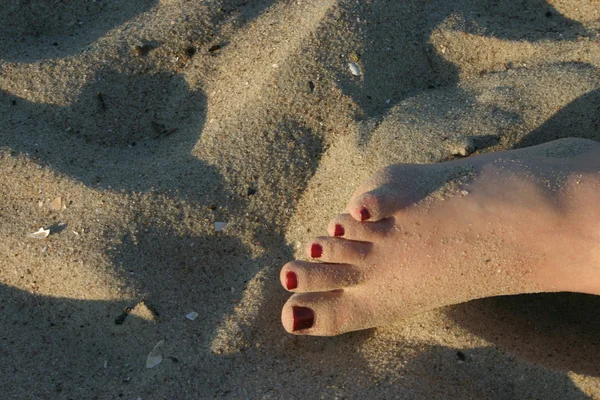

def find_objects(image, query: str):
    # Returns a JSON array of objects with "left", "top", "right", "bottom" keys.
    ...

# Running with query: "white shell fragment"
[
  {"left": 185, "top": 312, "right": 199, "bottom": 321},
  {"left": 28, "top": 227, "right": 50, "bottom": 239},
  {"left": 348, "top": 62, "right": 361, "bottom": 76},
  {"left": 146, "top": 340, "right": 164, "bottom": 369},
  {"left": 214, "top": 222, "right": 228, "bottom": 231}
]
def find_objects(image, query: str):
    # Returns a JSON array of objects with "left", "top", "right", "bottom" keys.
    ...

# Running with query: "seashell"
[
  {"left": 185, "top": 312, "right": 199, "bottom": 321},
  {"left": 28, "top": 227, "right": 50, "bottom": 239},
  {"left": 348, "top": 62, "right": 361, "bottom": 76},
  {"left": 146, "top": 340, "right": 164, "bottom": 368},
  {"left": 214, "top": 222, "right": 228, "bottom": 231}
]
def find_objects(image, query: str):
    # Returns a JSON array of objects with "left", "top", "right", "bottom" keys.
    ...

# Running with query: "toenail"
[
  {"left": 334, "top": 224, "right": 345, "bottom": 237},
  {"left": 292, "top": 306, "right": 314, "bottom": 331},
  {"left": 360, "top": 208, "right": 370, "bottom": 221},
  {"left": 311, "top": 243, "right": 322, "bottom": 258},
  {"left": 285, "top": 272, "right": 298, "bottom": 290}
]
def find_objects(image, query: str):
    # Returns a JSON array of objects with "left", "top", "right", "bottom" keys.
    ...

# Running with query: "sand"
[{"left": 1, "top": 0, "right": 599, "bottom": 398}]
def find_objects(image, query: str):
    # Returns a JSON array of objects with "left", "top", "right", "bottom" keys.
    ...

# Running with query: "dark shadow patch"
[
  {"left": 514, "top": 88, "right": 600, "bottom": 148},
  {"left": 392, "top": 344, "right": 590, "bottom": 398},
  {"left": 51, "top": 68, "right": 201, "bottom": 147},
  {"left": 0, "top": 0, "right": 157, "bottom": 62},
  {"left": 0, "top": 70, "right": 220, "bottom": 201},
  {"left": 447, "top": 293, "right": 600, "bottom": 378}
]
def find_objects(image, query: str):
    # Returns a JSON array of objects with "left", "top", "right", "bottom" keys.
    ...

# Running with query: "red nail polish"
[
  {"left": 311, "top": 243, "right": 322, "bottom": 258},
  {"left": 293, "top": 306, "right": 314, "bottom": 331},
  {"left": 334, "top": 224, "right": 344, "bottom": 237},
  {"left": 286, "top": 272, "right": 298, "bottom": 290},
  {"left": 360, "top": 208, "right": 370, "bottom": 221}
]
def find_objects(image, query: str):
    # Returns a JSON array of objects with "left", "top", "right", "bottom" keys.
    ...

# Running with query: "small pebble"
[
  {"left": 447, "top": 136, "right": 475, "bottom": 157},
  {"left": 49, "top": 197, "right": 63, "bottom": 212}
]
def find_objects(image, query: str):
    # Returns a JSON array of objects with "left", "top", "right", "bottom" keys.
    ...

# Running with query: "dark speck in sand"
[
  {"left": 11, "top": 100, "right": 16, "bottom": 106},
  {"left": 247, "top": 187, "right": 257, "bottom": 196},
  {"left": 456, "top": 351, "right": 466, "bottom": 361},
  {"left": 114, "top": 306, "right": 133, "bottom": 325},
  {"left": 184, "top": 46, "right": 196, "bottom": 57},
  {"left": 208, "top": 44, "right": 222, "bottom": 53},
  {"left": 97, "top": 92, "right": 106, "bottom": 111},
  {"left": 545, "top": 11, "right": 553, "bottom": 17},
  {"left": 133, "top": 44, "right": 154, "bottom": 57},
  {"left": 309, "top": 81, "right": 315, "bottom": 92}
]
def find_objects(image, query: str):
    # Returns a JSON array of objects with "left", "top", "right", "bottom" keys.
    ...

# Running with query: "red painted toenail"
[
  {"left": 360, "top": 208, "right": 370, "bottom": 221},
  {"left": 286, "top": 272, "right": 298, "bottom": 290},
  {"left": 292, "top": 306, "right": 314, "bottom": 331},
  {"left": 311, "top": 243, "right": 322, "bottom": 258},
  {"left": 334, "top": 224, "right": 344, "bottom": 237}
]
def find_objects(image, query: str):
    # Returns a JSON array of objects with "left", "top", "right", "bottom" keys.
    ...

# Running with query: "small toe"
[
  {"left": 305, "top": 237, "right": 371, "bottom": 263},
  {"left": 327, "top": 213, "right": 394, "bottom": 241},
  {"left": 347, "top": 185, "right": 413, "bottom": 222},
  {"left": 281, "top": 260, "right": 364, "bottom": 292},
  {"left": 281, "top": 291, "right": 375, "bottom": 336}
]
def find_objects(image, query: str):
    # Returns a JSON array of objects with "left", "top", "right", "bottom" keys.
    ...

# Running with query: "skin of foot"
[{"left": 281, "top": 138, "right": 600, "bottom": 336}]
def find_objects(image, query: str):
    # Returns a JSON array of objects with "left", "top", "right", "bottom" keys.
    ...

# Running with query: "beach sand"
[{"left": 1, "top": 0, "right": 599, "bottom": 398}]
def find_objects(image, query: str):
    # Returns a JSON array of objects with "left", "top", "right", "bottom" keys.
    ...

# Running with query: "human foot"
[{"left": 281, "top": 138, "right": 600, "bottom": 336}]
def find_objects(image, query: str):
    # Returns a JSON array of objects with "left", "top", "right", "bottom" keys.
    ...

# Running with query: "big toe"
[{"left": 281, "top": 291, "right": 375, "bottom": 336}]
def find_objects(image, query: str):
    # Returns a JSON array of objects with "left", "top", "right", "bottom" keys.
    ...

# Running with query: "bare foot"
[{"left": 281, "top": 138, "right": 600, "bottom": 336}]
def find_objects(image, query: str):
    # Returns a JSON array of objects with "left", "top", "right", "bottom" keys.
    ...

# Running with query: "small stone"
[
  {"left": 447, "top": 136, "right": 476, "bottom": 157},
  {"left": 49, "top": 197, "right": 63, "bottom": 212}
]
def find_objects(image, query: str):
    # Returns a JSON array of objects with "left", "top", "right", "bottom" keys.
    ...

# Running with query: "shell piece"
[
  {"left": 185, "top": 311, "right": 199, "bottom": 321},
  {"left": 28, "top": 227, "right": 50, "bottom": 239},
  {"left": 214, "top": 222, "right": 228, "bottom": 231},
  {"left": 146, "top": 340, "right": 164, "bottom": 368},
  {"left": 348, "top": 62, "right": 361, "bottom": 76}
]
